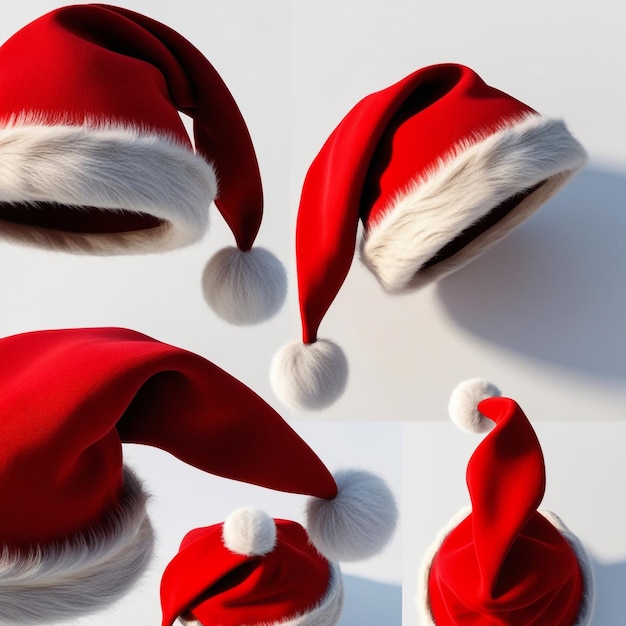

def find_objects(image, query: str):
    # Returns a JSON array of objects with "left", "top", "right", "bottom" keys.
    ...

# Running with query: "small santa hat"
[
  {"left": 271, "top": 64, "right": 587, "bottom": 410},
  {"left": 417, "top": 379, "right": 594, "bottom": 625},
  {"left": 0, "top": 4, "right": 286, "bottom": 325},
  {"left": 0, "top": 327, "right": 396, "bottom": 623},
  {"left": 160, "top": 508, "right": 346, "bottom": 626}
]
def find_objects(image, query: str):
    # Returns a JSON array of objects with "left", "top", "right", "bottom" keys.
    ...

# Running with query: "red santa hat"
[
  {"left": 160, "top": 508, "right": 346, "bottom": 626},
  {"left": 0, "top": 4, "right": 286, "bottom": 325},
  {"left": 0, "top": 327, "right": 396, "bottom": 623},
  {"left": 271, "top": 64, "right": 587, "bottom": 411},
  {"left": 417, "top": 379, "right": 594, "bottom": 625}
]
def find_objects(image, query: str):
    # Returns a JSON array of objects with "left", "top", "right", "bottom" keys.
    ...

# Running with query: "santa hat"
[
  {"left": 417, "top": 379, "right": 594, "bottom": 625},
  {"left": 0, "top": 327, "right": 397, "bottom": 623},
  {"left": 0, "top": 4, "right": 286, "bottom": 325},
  {"left": 271, "top": 64, "right": 587, "bottom": 410},
  {"left": 160, "top": 508, "right": 346, "bottom": 626}
]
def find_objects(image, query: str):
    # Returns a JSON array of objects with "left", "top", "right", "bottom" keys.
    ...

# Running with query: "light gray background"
[{"left": 0, "top": 0, "right": 623, "bottom": 624}]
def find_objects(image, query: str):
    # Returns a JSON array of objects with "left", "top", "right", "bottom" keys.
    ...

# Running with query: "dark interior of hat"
[
  {"left": 419, "top": 181, "right": 543, "bottom": 270},
  {"left": 183, "top": 561, "right": 261, "bottom": 619},
  {"left": 0, "top": 201, "right": 163, "bottom": 233}
]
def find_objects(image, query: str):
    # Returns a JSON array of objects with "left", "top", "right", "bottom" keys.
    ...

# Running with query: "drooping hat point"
[{"left": 0, "top": 327, "right": 396, "bottom": 622}]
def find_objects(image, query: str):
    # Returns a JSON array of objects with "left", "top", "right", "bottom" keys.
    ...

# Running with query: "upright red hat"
[
  {"left": 0, "top": 4, "right": 286, "bottom": 325},
  {"left": 160, "top": 508, "right": 345, "bottom": 626},
  {"left": 271, "top": 64, "right": 587, "bottom": 410},
  {"left": 417, "top": 379, "right": 594, "bottom": 625},
  {"left": 0, "top": 327, "right": 396, "bottom": 623}
]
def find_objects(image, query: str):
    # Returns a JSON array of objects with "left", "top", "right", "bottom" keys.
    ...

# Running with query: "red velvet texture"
[
  {"left": 295, "top": 63, "right": 535, "bottom": 344},
  {"left": 0, "top": 327, "right": 337, "bottom": 549},
  {"left": 0, "top": 3, "right": 261, "bottom": 248},
  {"left": 427, "top": 398, "right": 584, "bottom": 625},
  {"left": 161, "top": 519, "right": 331, "bottom": 626}
]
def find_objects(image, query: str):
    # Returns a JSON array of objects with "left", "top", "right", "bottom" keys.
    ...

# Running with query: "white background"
[{"left": 0, "top": 0, "right": 624, "bottom": 624}]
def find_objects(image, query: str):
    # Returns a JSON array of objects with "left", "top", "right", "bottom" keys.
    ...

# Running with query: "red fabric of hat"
[
  {"left": 0, "top": 4, "right": 286, "bottom": 324},
  {"left": 419, "top": 381, "right": 594, "bottom": 625},
  {"left": 0, "top": 327, "right": 336, "bottom": 623},
  {"left": 271, "top": 64, "right": 586, "bottom": 411},
  {"left": 160, "top": 509, "right": 344, "bottom": 626},
  {"left": 0, "top": 327, "right": 396, "bottom": 623}
]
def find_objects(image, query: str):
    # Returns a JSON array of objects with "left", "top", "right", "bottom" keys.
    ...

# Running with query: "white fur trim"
[
  {"left": 306, "top": 468, "right": 398, "bottom": 562},
  {"left": 539, "top": 510, "right": 595, "bottom": 626},
  {"left": 202, "top": 246, "right": 287, "bottom": 325},
  {"left": 0, "top": 117, "right": 216, "bottom": 254},
  {"left": 448, "top": 378, "right": 501, "bottom": 433},
  {"left": 0, "top": 466, "right": 153, "bottom": 624},
  {"left": 179, "top": 562, "right": 344, "bottom": 626},
  {"left": 270, "top": 339, "right": 348, "bottom": 411},
  {"left": 416, "top": 507, "right": 594, "bottom": 626},
  {"left": 415, "top": 506, "right": 471, "bottom": 626},
  {"left": 360, "top": 114, "right": 587, "bottom": 292},
  {"left": 222, "top": 508, "right": 277, "bottom": 557}
]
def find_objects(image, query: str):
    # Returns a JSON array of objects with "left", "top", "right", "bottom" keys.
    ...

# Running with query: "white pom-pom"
[
  {"left": 222, "top": 507, "right": 277, "bottom": 556},
  {"left": 305, "top": 469, "right": 397, "bottom": 562},
  {"left": 202, "top": 246, "right": 287, "bottom": 325},
  {"left": 270, "top": 339, "right": 348, "bottom": 411},
  {"left": 448, "top": 378, "right": 502, "bottom": 433}
]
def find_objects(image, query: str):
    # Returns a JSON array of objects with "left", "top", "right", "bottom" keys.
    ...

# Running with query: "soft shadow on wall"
[
  {"left": 587, "top": 554, "right": 626, "bottom": 625},
  {"left": 341, "top": 575, "right": 401, "bottom": 625},
  {"left": 437, "top": 166, "right": 626, "bottom": 379}
]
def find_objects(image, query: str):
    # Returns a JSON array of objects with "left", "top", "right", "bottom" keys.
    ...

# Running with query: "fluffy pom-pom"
[
  {"left": 448, "top": 378, "right": 502, "bottom": 433},
  {"left": 270, "top": 339, "right": 348, "bottom": 411},
  {"left": 305, "top": 469, "right": 397, "bottom": 562},
  {"left": 202, "top": 246, "right": 287, "bottom": 325},
  {"left": 222, "top": 507, "right": 277, "bottom": 557}
]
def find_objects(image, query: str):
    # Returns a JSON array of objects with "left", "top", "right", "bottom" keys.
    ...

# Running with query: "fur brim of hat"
[
  {"left": 360, "top": 114, "right": 587, "bottom": 292},
  {"left": 416, "top": 507, "right": 594, "bottom": 626},
  {"left": 180, "top": 561, "right": 344, "bottom": 626},
  {"left": 0, "top": 117, "right": 217, "bottom": 254},
  {"left": 0, "top": 466, "right": 153, "bottom": 625}
]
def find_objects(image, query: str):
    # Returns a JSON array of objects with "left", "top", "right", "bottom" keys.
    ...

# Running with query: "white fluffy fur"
[
  {"left": 202, "top": 246, "right": 287, "bottom": 325},
  {"left": 416, "top": 507, "right": 594, "bottom": 626},
  {"left": 0, "top": 466, "right": 153, "bottom": 624},
  {"left": 305, "top": 468, "right": 397, "bottom": 563},
  {"left": 540, "top": 510, "right": 595, "bottom": 626},
  {"left": 0, "top": 117, "right": 217, "bottom": 254},
  {"left": 270, "top": 339, "right": 348, "bottom": 411},
  {"left": 179, "top": 562, "right": 344, "bottom": 626},
  {"left": 360, "top": 114, "right": 587, "bottom": 292},
  {"left": 448, "top": 378, "right": 501, "bottom": 433},
  {"left": 222, "top": 508, "right": 277, "bottom": 557},
  {"left": 415, "top": 506, "right": 471, "bottom": 626}
]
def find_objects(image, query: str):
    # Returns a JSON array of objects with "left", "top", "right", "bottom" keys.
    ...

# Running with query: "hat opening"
[
  {"left": 0, "top": 119, "right": 216, "bottom": 254},
  {"left": 418, "top": 180, "right": 544, "bottom": 270},
  {"left": 360, "top": 114, "right": 587, "bottom": 293},
  {"left": 0, "top": 200, "right": 165, "bottom": 233}
]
